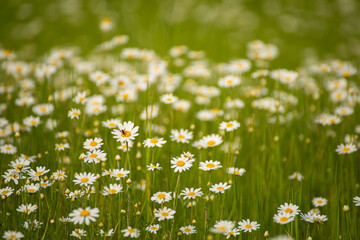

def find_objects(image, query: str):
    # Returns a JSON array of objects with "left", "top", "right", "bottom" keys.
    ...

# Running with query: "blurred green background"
[{"left": 1, "top": 0, "right": 360, "bottom": 67}]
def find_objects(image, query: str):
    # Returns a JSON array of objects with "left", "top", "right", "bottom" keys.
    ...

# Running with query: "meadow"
[{"left": 1, "top": 0, "right": 360, "bottom": 239}]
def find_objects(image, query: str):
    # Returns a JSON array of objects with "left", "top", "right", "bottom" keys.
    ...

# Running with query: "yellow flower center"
[
  {"left": 226, "top": 123, "right": 233, "bottom": 128},
  {"left": 108, "top": 189, "right": 117, "bottom": 194},
  {"left": 188, "top": 192, "right": 195, "bottom": 196},
  {"left": 150, "top": 226, "right": 157, "bottom": 230},
  {"left": 178, "top": 134, "right": 185, "bottom": 139},
  {"left": 176, "top": 160, "right": 185, "bottom": 166},
  {"left": 108, "top": 123, "right": 116, "bottom": 127},
  {"left": 81, "top": 177, "right": 89, "bottom": 183},
  {"left": 89, "top": 141, "right": 97, "bottom": 147},
  {"left": 206, "top": 163, "right": 215, "bottom": 168},
  {"left": 128, "top": 228, "right": 135, "bottom": 233},
  {"left": 217, "top": 186, "right": 224, "bottom": 191},
  {"left": 343, "top": 147, "right": 350, "bottom": 152},
  {"left": 280, "top": 217, "right": 288, "bottom": 222},
  {"left": 317, "top": 200, "right": 323, "bottom": 204},
  {"left": 121, "top": 130, "right": 131, "bottom": 137},
  {"left": 2, "top": 190, "right": 9, "bottom": 194},
  {"left": 207, "top": 140, "right": 216, "bottom": 146},
  {"left": 285, "top": 208, "right": 293, "bottom": 213},
  {"left": 245, "top": 224, "right": 252, "bottom": 229},
  {"left": 117, "top": 173, "right": 124, "bottom": 178},
  {"left": 35, "top": 171, "right": 43, "bottom": 176},
  {"left": 29, "top": 120, "right": 37, "bottom": 125},
  {"left": 184, "top": 228, "right": 191, "bottom": 232},
  {"left": 150, "top": 139, "right": 158, "bottom": 144},
  {"left": 158, "top": 193, "right": 166, "bottom": 199},
  {"left": 28, "top": 189, "right": 35, "bottom": 193},
  {"left": 90, "top": 154, "right": 98, "bottom": 158},
  {"left": 80, "top": 210, "right": 90, "bottom": 216},
  {"left": 161, "top": 212, "right": 169, "bottom": 216}
]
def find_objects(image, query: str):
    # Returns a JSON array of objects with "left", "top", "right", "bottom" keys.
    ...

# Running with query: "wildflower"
[
  {"left": 225, "top": 228, "right": 240, "bottom": 239},
  {"left": 154, "top": 207, "right": 176, "bottom": 221},
  {"left": 219, "top": 121, "right": 240, "bottom": 132},
  {"left": 218, "top": 75, "right": 241, "bottom": 88},
  {"left": 0, "top": 144, "right": 17, "bottom": 154},
  {"left": 70, "top": 229, "right": 87, "bottom": 239},
  {"left": 111, "top": 168, "right": 130, "bottom": 180},
  {"left": 180, "top": 188, "right": 203, "bottom": 200},
  {"left": 210, "top": 220, "right": 235, "bottom": 234},
  {"left": 73, "top": 172, "right": 97, "bottom": 187},
  {"left": 238, "top": 219, "right": 260, "bottom": 232},
  {"left": 146, "top": 224, "right": 160, "bottom": 234},
  {"left": 55, "top": 143, "right": 70, "bottom": 151},
  {"left": 143, "top": 138, "right": 167, "bottom": 147},
  {"left": 210, "top": 182, "right": 231, "bottom": 193},
  {"left": 25, "top": 183, "right": 40, "bottom": 194},
  {"left": 273, "top": 212, "right": 295, "bottom": 224},
  {"left": 68, "top": 108, "right": 81, "bottom": 119},
  {"left": 2, "top": 231, "right": 24, "bottom": 240},
  {"left": 160, "top": 93, "right": 178, "bottom": 104},
  {"left": 102, "top": 184, "right": 123, "bottom": 196},
  {"left": 84, "top": 150, "right": 107, "bottom": 163},
  {"left": 201, "top": 134, "right": 223, "bottom": 148},
  {"left": 170, "top": 129, "right": 193, "bottom": 143},
  {"left": 335, "top": 143, "right": 357, "bottom": 154},
  {"left": 199, "top": 160, "right": 222, "bottom": 171},
  {"left": 112, "top": 121, "right": 139, "bottom": 143},
  {"left": 151, "top": 191, "right": 172, "bottom": 204},
  {"left": 277, "top": 203, "right": 300, "bottom": 216},
  {"left": 0, "top": 187, "right": 14, "bottom": 198},
  {"left": 171, "top": 156, "right": 194, "bottom": 173},
  {"left": 146, "top": 163, "right": 162, "bottom": 171},
  {"left": 226, "top": 167, "right": 246, "bottom": 176},
  {"left": 83, "top": 138, "right": 103, "bottom": 151},
  {"left": 180, "top": 225, "right": 196, "bottom": 235},
  {"left": 69, "top": 207, "right": 100, "bottom": 225},
  {"left": 102, "top": 119, "right": 120, "bottom": 128},
  {"left": 16, "top": 204, "right": 38, "bottom": 215},
  {"left": 312, "top": 197, "right": 328, "bottom": 207},
  {"left": 289, "top": 172, "right": 304, "bottom": 181},
  {"left": 121, "top": 226, "right": 140, "bottom": 238}
]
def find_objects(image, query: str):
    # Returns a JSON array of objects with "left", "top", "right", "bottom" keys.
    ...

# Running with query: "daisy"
[
  {"left": 300, "top": 212, "right": 315, "bottom": 223},
  {"left": 312, "top": 197, "right": 327, "bottom": 207},
  {"left": 201, "top": 134, "right": 223, "bottom": 148},
  {"left": 2, "top": 231, "right": 24, "bottom": 240},
  {"left": 70, "top": 229, "right": 87, "bottom": 239},
  {"left": 102, "top": 119, "right": 120, "bottom": 129},
  {"left": 288, "top": 172, "right": 304, "bottom": 181},
  {"left": 69, "top": 207, "right": 100, "bottom": 225},
  {"left": 146, "top": 224, "right": 161, "bottom": 234},
  {"left": 68, "top": 108, "right": 81, "bottom": 119},
  {"left": 0, "top": 186, "right": 14, "bottom": 198},
  {"left": 112, "top": 121, "right": 139, "bottom": 143},
  {"left": 154, "top": 207, "right": 176, "bottom": 221},
  {"left": 102, "top": 184, "right": 123, "bottom": 196},
  {"left": 210, "top": 220, "right": 235, "bottom": 234},
  {"left": 171, "top": 156, "right": 194, "bottom": 173},
  {"left": 27, "top": 166, "right": 50, "bottom": 179},
  {"left": 219, "top": 121, "right": 240, "bottom": 132},
  {"left": 0, "top": 144, "right": 17, "bottom": 154},
  {"left": 180, "top": 225, "right": 196, "bottom": 235},
  {"left": 273, "top": 212, "right": 295, "bottom": 224},
  {"left": 277, "top": 203, "right": 300, "bottom": 216},
  {"left": 83, "top": 138, "right": 103, "bottom": 151},
  {"left": 210, "top": 182, "right": 231, "bottom": 193},
  {"left": 52, "top": 170, "right": 67, "bottom": 181},
  {"left": 73, "top": 172, "right": 97, "bottom": 186},
  {"left": 23, "top": 116, "right": 41, "bottom": 127},
  {"left": 335, "top": 143, "right": 357, "bottom": 154},
  {"left": 40, "top": 180, "right": 53, "bottom": 188},
  {"left": 121, "top": 226, "right": 140, "bottom": 238},
  {"left": 74, "top": 91, "right": 87, "bottom": 104},
  {"left": 111, "top": 168, "right": 130, "bottom": 180},
  {"left": 55, "top": 143, "right": 70, "bottom": 151},
  {"left": 313, "top": 214, "right": 328, "bottom": 223},
  {"left": 180, "top": 187, "right": 203, "bottom": 200},
  {"left": 84, "top": 150, "right": 107, "bottom": 163},
  {"left": 25, "top": 183, "right": 40, "bottom": 194},
  {"left": 238, "top": 219, "right": 260, "bottom": 232},
  {"left": 334, "top": 106, "right": 354, "bottom": 116},
  {"left": 225, "top": 228, "right": 240, "bottom": 239},
  {"left": 98, "top": 229, "right": 115, "bottom": 237},
  {"left": 354, "top": 195, "right": 360, "bottom": 206},
  {"left": 160, "top": 93, "right": 178, "bottom": 104},
  {"left": 218, "top": 75, "right": 241, "bottom": 88},
  {"left": 146, "top": 163, "right": 162, "bottom": 171},
  {"left": 199, "top": 160, "right": 222, "bottom": 171},
  {"left": 151, "top": 191, "right": 172, "bottom": 204},
  {"left": 170, "top": 129, "right": 193, "bottom": 143},
  {"left": 16, "top": 204, "right": 38, "bottom": 214},
  {"left": 143, "top": 137, "right": 167, "bottom": 148},
  {"left": 226, "top": 167, "right": 246, "bottom": 176}
]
